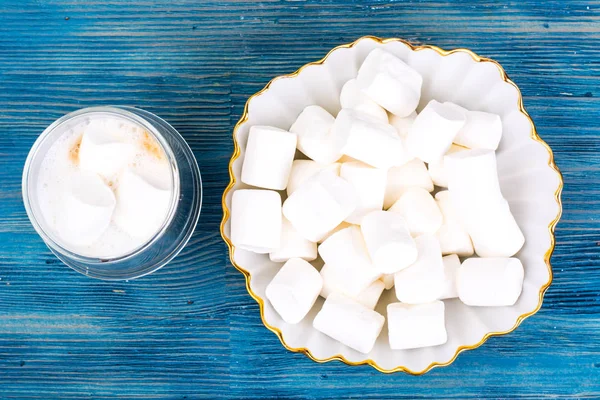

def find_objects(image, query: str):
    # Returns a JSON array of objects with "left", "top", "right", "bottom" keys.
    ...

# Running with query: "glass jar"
[{"left": 22, "top": 106, "right": 202, "bottom": 280}]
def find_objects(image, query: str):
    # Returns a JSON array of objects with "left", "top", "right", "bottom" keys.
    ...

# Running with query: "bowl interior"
[{"left": 222, "top": 37, "right": 562, "bottom": 373}]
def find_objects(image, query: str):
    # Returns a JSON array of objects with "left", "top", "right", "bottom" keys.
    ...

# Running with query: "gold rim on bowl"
[{"left": 220, "top": 35, "right": 564, "bottom": 374}]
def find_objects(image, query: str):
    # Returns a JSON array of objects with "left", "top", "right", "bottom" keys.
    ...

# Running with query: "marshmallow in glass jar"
[{"left": 23, "top": 106, "right": 202, "bottom": 279}]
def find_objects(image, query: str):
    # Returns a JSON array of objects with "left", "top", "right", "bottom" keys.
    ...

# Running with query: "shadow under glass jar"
[{"left": 22, "top": 106, "right": 202, "bottom": 280}]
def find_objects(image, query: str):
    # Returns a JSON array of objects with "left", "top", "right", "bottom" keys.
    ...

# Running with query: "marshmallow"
[
  {"left": 319, "top": 263, "right": 341, "bottom": 297},
  {"left": 113, "top": 167, "right": 172, "bottom": 239},
  {"left": 457, "top": 258, "right": 524, "bottom": 306},
  {"left": 339, "top": 162, "right": 387, "bottom": 224},
  {"left": 313, "top": 293, "right": 385, "bottom": 354},
  {"left": 356, "top": 49, "right": 423, "bottom": 117},
  {"left": 320, "top": 268, "right": 384, "bottom": 310},
  {"left": 56, "top": 171, "right": 116, "bottom": 247},
  {"left": 318, "top": 226, "right": 381, "bottom": 296},
  {"left": 286, "top": 160, "right": 341, "bottom": 197},
  {"left": 458, "top": 111, "right": 502, "bottom": 150},
  {"left": 360, "top": 210, "right": 418, "bottom": 274},
  {"left": 318, "top": 221, "right": 353, "bottom": 244},
  {"left": 383, "top": 159, "right": 433, "bottom": 209},
  {"left": 355, "top": 280, "right": 385, "bottom": 310},
  {"left": 444, "top": 148, "right": 503, "bottom": 199},
  {"left": 387, "top": 301, "right": 447, "bottom": 350},
  {"left": 394, "top": 235, "right": 445, "bottom": 304},
  {"left": 282, "top": 169, "right": 358, "bottom": 242},
  {"left": 389, "top": 187, "right": 442, "bottom": 236},
  {"left": 456, "top": 197, "right": 525, "bottom": 258},
  {"left": 439, "top": 254, "right": 460, "bottom": 300},
  {"left": 392, "top": 139, "right": 414, "bottom": 168},
  {"left": 445, "top": 149, "right": 524, "bottom": 257},
  {"left": 78, "top": 120, "right": 135, "bottom": 179},
  {"left": 389, "top": 111, "right": 417, "bottom": 138},
  {"left": 332, "top": 109, "right": 409, "bottom": 170},
  {"left": 339, "top": 79, "right": 389, "bottom": 122},
  {"left": 435, "top": 190, "right": 473, "bottom": 257},
  {"left": 427, "top": 144, "right": 464, "bottom": 188},
  {"left": 442, "top": 101, "right": 467, "bottom": 115},
  {"left": 266, "top": 258, "right": 323, "bottom": 324},
  {"left": 381, "top": 274, "right": 395, "bottom": 290},
  {"left": 445, "top": 102, "right": 502, "bottom": 150},
  {"left": 241, "top": 126, "right": 297, "bottom": 190},
  {"left": 289, "top": 106, "right": 340, "bottom": 165},
  {"left": 230, "top": 189, "right": 282, "bottom": 253},
  {"left": 269, "top": 217, "right": 317, "bottom": 263},
  {"left": 407, "top": 100, "right": 466, "bottom": 163}
]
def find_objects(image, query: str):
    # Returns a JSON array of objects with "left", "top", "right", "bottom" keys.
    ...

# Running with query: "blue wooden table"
[{"left": 0, "top": 0, "right": 598, "bottom": 398}]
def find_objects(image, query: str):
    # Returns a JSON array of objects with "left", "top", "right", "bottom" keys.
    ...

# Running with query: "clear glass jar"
[{"left": 22, "top": 106, "right": 202, "bottom": 280}]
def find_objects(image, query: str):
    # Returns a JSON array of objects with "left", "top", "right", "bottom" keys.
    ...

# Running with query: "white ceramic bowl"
[{"left": 221, "top": 36, "right": 563, "bottom": 374}]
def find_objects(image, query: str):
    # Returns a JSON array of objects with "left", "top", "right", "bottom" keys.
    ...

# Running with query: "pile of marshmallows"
[{"left": 231, "top": 49, "right": 525, "bottom": 354}]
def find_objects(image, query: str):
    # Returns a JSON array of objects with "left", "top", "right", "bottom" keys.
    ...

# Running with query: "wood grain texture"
[{"left": 0, "top": 0, "right": 598, "bottom": 398}]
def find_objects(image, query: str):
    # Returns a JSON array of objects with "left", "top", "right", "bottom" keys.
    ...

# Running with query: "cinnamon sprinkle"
[
  {"left": 141, "top": 130, "right": 164, "bottom": 160},
  {"left": 68, "top": 134, "right": 83, "bottom": 165}
]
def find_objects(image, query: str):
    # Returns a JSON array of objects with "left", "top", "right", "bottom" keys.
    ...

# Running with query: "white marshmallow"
[
  {"left": 445, "top": 150, "right": 524, "bottom": 257},
  {"left": 383, "top": 159, "right": 433, "bottom": 209},
  {"left": 356, "top": 49, "right": 423, "bottom": 117},
  {"left": 339, "top": 79, "right": 388, "bottom": 122},
  {"left": 269, "top": 217, "right": 317, "bottom": 263},
  {"left": 394, "top": 235, "right": 445, "bottom": 304},
  {"left": 458, "top": 111, "right": 502, "bottom": 150},
  {"left": 445, "top": 102, "right": 502, "bottom": 150},
  {"left": 389, "top": 187, "right": 442, "bottom": 236},
  {"left": 457, "top": 197, "right": 525, "bottom": 258},
  {"left": 313, "top": 293, "right": 385, "bottom": 354},
  {"left": 318, "top": 221, "right": 353, "bottom": 244},
  {"left": 457, "top": 258, "right": 524, "bottom": 306},
  {"left": 320, "top": 269, "right": 384, "bottom": 310},
  {"left": 444, "top": 148, "right": 503, "bottom": 199},
  {"left": 439, "top": 254, "right": 460, "bottom": 300},
  {"left": 113, "top": 168, "right": 172, "bottom": 239},
  {"left": 355, "top": 280, "right": 385, "bottom": 310},
  {"left": 407, "top": 100, "right": 466, "bottom": 163},
  {"left": 339, "top": 162, "right": 387, "bottom": 224},
  {"left": 78, "top": 120, "right": 135, "bottom": 179},
  {"left": 289, "top": 106, "right": 340, "bottom": 165},
  {"left": 381, "top": 274, "right": 395, "bottom": 290},
  {"left": 427, "top": 144, "right": 464, "bottom": 188},
  {"left": 266, "top": 258, "right": 323, "bottom": 324},
  {"left": 442, "top": 101, "right": 467, "bottom": 115},
  {"left": 318, "top": 226, "right": 381, "bottom": 296},
  {"left": 230, "top": 189, "right": 282, "bottom": 253},
  {"left": 387, "top": 301, "right": 447, "bottom": 350},
  {"left": 332, "top": 109, "right": 409, "bottom": 169},
  {"left": 319, "top": 263, "right": 341, "bottom": 298},
  {"left": 389, "top": 111, "right": 417, "bottom": 138},
  {"left": 282, "top": 170, "right": 358, "bottom": 242},
  {"left": 241, "top": 126, "right": 297, "bottom": 190},
  {"left": 392, "top": 138, "right": 414, "bottom": 168},
  {"left": 56, "top": 171, "right": 116, "bottom": 247},
  {"left": 435, "top": 190, "right": 473, "bottom": 257},
  {"left": 286, "top": 160, "right": 341, "bottom": 197},
  {"left": 360, "top": 210, "right": 418, "bottom": 274}
]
